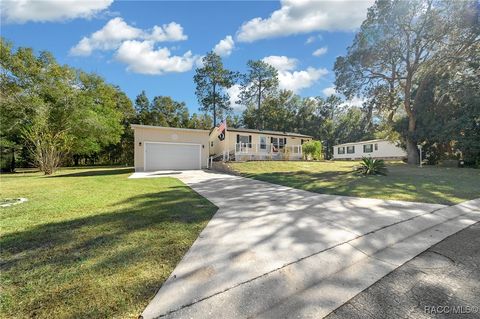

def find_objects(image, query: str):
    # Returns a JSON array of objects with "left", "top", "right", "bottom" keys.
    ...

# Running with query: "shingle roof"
[{"left": 227, "top": 127, "right": 312, "bottom": 138}]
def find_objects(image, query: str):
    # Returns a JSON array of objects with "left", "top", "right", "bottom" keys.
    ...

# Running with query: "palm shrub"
[{"left": 356, "top": 157, "right": 387, "bottom": 175}]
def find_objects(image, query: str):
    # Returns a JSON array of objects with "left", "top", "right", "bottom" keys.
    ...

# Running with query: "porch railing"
[{"left": 234, "top": 143, "right": 302, "bottom": 157}]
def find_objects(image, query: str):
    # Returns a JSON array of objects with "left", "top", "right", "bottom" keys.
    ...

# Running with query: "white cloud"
[
  {"left": 70, "top": 17, "right": 188, "bottom": 56},
  {"left": 313, "top": 46, "right": 328, "bottom": 57},
  {"left": 226, "top": 84, "right": 244, "bottom": 112},
  {"left": 1, "top": 0, "right": 113, "bottom": 24},
  {"left": 305, "top": 34, "right": 322, "bottom": 44},
  {"left": 306, "top": 36, "right": 316, "bottom": 44},
  {"left": 237, "top": 0, "right": 374, "bottom": 42},
  {"left": 278, "top": 67, "right": 328, "bottom": 93},
  {"left": 147, "top": 22, "right": 188, "bottom": 42},
  {"left": 115, "top": 40, "right": 197, "bottom": 75},
  {"left": 213, "top": 35, "right": 235, "bottom": 57},
  {"left": 341, "top": 96, "right": 366, "bottom": 108},
  {"left": 262, "top": 55, "right": 328, "bottom": 93},
  {"left": 70, "top": 17, "right": 142, "bottom": 56},
  {"left": 322, "top": 86, "right": 337, "bottom": 96},
  {"left": 262, "top": 55, "right": 298, "bottom": 72}
]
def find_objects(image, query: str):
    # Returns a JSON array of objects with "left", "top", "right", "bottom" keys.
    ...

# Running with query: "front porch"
[{"left": 225, "top": 143, "right": 303, "bottom": 161}]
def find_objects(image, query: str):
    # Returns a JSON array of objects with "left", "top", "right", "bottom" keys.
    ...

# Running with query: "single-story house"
[
  {"left": 333, "top": 139, "right": 406, "bottom": 160},
  {"left": 132, "top": 124, "right": 312, "bottom": 171},
  {"left": 210, "top": 127, "right": 312, "bottom": 162}
]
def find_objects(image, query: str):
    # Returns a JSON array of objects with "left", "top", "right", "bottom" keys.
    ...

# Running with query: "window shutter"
[
  {"left": 271, "top": 137, "right": 274, "bottom": 143},
  {"left": 249, "top": 135, "right": 252, "bottom": 143},
  {"left": 237, "top": 134, "right": 240, "bottom": 143},
  {"left": 284, "top": 138, "right": 287, "bottom": 144}
]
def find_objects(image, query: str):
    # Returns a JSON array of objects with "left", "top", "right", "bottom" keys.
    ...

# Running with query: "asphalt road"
[{"left": 326, "top": 222, "right": 480, "bottom": 319}]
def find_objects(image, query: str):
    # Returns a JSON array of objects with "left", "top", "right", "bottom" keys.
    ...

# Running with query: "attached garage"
[{"left": 132, "top": 125, "right": 210, "bottom": 171}]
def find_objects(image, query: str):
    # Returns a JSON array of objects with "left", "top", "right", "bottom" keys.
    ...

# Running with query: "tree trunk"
[
  {"left": 213, "top": 84, "right": 217, "bottom": 126},
  {"left": 258, "top": 79, "right": 262, "bottom": 130},
  {"left": 406, "top": 115, "right": 419, "bottom": 165},
  {"left": 10, "top": 148, "right": 15, "bottom": 173},
  {"left": 74, "top": 155, "right": 79, "bottom": 166}
]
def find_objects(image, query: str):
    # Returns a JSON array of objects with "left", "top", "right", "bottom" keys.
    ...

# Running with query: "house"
[
  {"left": 333, "top": 139, "right": 406, "bottom": 160},
  {"left": 210, "top": 127, "right": 312, "bottom": 162},
  {"left": 132, "top": 124, "right": 312, "bottom": 171}
]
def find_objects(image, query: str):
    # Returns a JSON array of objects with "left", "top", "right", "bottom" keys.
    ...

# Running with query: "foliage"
[
  {"left": 149, "top": 96, "right": 190, "bottom": 127},
  {"left": 356, "top": 157, "right": 387, "bottom": 175},
  {"left": 188, "top": 112, "right": 213, "bottom": 130},
  {"left": 334, "top": 0, "right": 479, "bottom": 164},
  {"left": 22, "top": 124, "right": 71, "bottom": 175},
  {"left": 0, "top": 38, "right": 126, "bottom": 173},
  {"left": 194, "top": 52, "right": 237, "bottom": 126},
  {"left": 302, "top": 140, "right": 323, "bottom": 160},
  {"left": 238, "top": 59, "right": 279, "bottom": 129}
]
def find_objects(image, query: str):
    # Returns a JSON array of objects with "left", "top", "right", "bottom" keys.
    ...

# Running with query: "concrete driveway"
[{"left": 130, "top": 170, "right": 480, "bottom": 319}]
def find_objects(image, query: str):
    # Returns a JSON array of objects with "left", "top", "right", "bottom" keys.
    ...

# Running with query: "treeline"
[{"left": 2, "top": 0, "right": 479, "bottom": 173}]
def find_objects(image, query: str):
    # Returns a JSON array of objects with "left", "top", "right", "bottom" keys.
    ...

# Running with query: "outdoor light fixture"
[{"left": 139, "top": 142, "right": 142, "bottom": 146}]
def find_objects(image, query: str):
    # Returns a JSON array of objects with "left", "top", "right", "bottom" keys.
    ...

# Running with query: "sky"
[{"left": 1, "top": 0, "right": 374, "bottom": 115}]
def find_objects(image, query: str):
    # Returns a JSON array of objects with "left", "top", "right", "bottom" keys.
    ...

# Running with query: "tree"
[
  {"left": 188, "top": 113, "right": 213, "bottom": 130},
  {"left": 1, "top": 39, "right": 126, "bottom": 174},
  {"left": 134, "top": 91, "right": 150, "bottom": 125},
  {"left": 194, "top": 52, "right": 236, "bottom": 126},
  {"left": 150, "top": 96, "right": 190, "bottom": 127},
  {"left": 70, "top": 72, "right": 124, "bottom": 160},
  {"left": 1, "top": 39, "right": 47, "bottom": 171},
  {"left": 406, "top": 55, "right": 480, "bottom": 165},
  {"left": 334, "top": 0, "right": 479, "bottom": 164},
  {"left": 238, "top": 60, "right": 279, "bottom": 129},
  {"left": 302, "top": 140, "right": 323, "bottom": 160}
]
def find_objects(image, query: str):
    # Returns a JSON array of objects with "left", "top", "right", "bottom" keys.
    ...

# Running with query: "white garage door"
[{"left": 145, "top": 142, "right": 201, "bottom": 171}]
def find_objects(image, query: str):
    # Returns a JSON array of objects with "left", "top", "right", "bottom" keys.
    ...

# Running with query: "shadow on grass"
[
  {"left": 241, "top": 167, "right": 474, "bottom": 205},
  {"left": 49, "top": 167, "right": 134, "bottom": 178},
  {"left": 0, "top": 187, "right": 217, "bottom": 318}
]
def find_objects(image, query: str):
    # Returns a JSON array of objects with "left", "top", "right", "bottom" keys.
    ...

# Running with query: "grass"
[
  {"left": 229, "top": 161, "right": 480, "bottom": 205},
  {"left": 0, "top": 167, "right": 217, "bottom": 319}
]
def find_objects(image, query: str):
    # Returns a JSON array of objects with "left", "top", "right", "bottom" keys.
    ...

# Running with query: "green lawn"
[
  {"left": 0, "top": 167, "right": 217, "bottom": 319},
  {"left": 230, "top": 161, "right": 480, "bottom": 205}
]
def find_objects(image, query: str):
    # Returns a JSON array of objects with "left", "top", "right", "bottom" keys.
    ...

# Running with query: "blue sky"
[{"left": 1, "top": 0, "right": 373, "bottom": 114}]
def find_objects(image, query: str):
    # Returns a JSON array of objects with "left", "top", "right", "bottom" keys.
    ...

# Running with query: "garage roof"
[{"left": 131, "top": 124, "right": 210, "bottom": 133}]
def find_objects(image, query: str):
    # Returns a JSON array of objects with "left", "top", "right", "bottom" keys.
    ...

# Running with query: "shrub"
[
  {"left": 356, "top": 157, "right": 387, "bottom": 175},
  {"left": 302, "top": 140, "right": 322, "bottom": 160}
]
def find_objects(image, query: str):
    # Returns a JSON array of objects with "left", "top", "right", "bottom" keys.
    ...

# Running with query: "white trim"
[{"left": 143, "top": 141, "right": 202, "bottom": 171}]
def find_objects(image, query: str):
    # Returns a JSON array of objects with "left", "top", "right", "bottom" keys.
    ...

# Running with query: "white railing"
[{"left": 234, "top": 143, "right": 302, "bottom": 156}]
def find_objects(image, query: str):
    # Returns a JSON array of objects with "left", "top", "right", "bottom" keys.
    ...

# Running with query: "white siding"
[{"left": 333, "top": 140, "right": 406, "bottom": 160}]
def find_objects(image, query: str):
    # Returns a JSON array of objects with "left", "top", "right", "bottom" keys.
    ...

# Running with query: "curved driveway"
[{"left": 130, "top": 170, "right": 479, "bottom": 319}]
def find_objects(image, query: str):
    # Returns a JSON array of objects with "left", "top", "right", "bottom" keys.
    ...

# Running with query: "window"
[
  {"left": 237, "top": 134, "right": 252, "bottom": 148},
  {"left": 374, "top": 143, "right": 378, "bottom": 151},
  {"left": 271, "top": 137, "right": 286, "bottom": 151},
  {"left": 347, "top": 146, "right": 355, "bottom": 154},
  {"left": 260, "top": 136, "right": 267, "bottom": 150},
  {"left": 338, "top": 147, "right": 345, "bottom": 154},
  {"left": 363, "top": 144, "right": 373, "bottom": 153}
]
